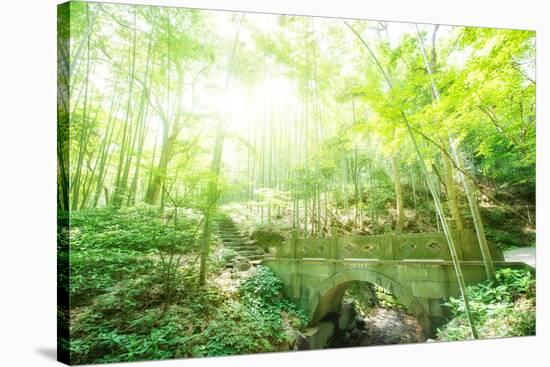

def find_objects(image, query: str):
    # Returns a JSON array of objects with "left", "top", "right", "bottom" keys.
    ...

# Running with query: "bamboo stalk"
[{"left": 345, "top": 20, "right": 478, "bottom": 339}]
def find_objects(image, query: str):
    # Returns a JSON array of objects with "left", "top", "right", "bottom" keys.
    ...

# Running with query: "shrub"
[
  {"left": 217, "top": 248, "right": 239, "bottom": 265},
  {"left": 194, "top": 266, "right": 308, "bottom": 356},
  {"left": 485, "top": 227, "right": 522, "bottom": 249},
  {"left": 250, "top": 223, "right": 285, "bottom": 251},
  {"left": 68, "top": 206, "right": 201, "bottom": 307},
  {"left": 68, "top": 207, "right": 308, "bottom": 363},
  {"left": 70, "top": 270, "right": 225, "bottom": 364},
  {"left": 437, "top": 268, "right": 535, "bottom": 340},
  {"left": 70, "top": 248, "right": 156, "bottom": 307},
  {"left": 70, "top": 206, "right": 198, "bottom": 253}
]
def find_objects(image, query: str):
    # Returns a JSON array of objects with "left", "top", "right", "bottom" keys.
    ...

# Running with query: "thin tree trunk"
[
  {"left": 198, "top": 13, "right": 244, "bottom": 285},
  {"left": 442, "top": 152, "right": 464, "bottom": 231},
  {"left": 415, "top": 25, "right": 494, "bottom": 278},
  {"left": 70, "top": 3, "right": 91, "bottom": 210},
  {"left": 112, "top": 7, "right": 138, "bottom": 208},
  {"left": 391, "top": 154, "right": 404, "bottom": 232},
  {"left": 345, "top": 20, "right": 478, "bottom": 338}
]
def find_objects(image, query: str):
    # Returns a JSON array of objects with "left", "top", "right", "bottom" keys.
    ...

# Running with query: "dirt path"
[{"left": 504, "top": 247, "right": 536, "bottom": 268}]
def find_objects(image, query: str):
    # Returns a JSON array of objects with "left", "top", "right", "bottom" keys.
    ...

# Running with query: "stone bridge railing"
[{"left": 275, "top": 222, "right": 504, "bottom": 262}]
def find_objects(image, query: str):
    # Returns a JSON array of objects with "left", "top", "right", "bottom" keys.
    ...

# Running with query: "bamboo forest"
[{"left": 57, "top": 1, "right": 536, "bottom": 364}]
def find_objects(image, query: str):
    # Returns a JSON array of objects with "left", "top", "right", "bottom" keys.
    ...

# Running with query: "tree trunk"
[
  {"left": 111, "top": 8, "right": 138, "bottom": 208},
  {"left": 442, "top": 152, "right": 464, "bottom": 231},
  {"left": 346, "top": 20, "right": 478, "bottom": 338},
  {"left": 198, "top": 13, "right": 244, "bottom": 285},
  {"left": 415, "top": 25, "right": 494, "bottom": 279},
  {"left": 198, "top": 127, "right": 224, "bottom": 285},
  {"left": 391, "top": 154, "right": 404, "bottom": 232},
  {"left": 70, "top": 3, "right": 91, "bottom": 210}
]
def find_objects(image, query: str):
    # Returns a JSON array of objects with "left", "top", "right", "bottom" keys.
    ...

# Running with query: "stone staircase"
[{"left": 217, "top": 217, "right": 266, "bottom": 267}]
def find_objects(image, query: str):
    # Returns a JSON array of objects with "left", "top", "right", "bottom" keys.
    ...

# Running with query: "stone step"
[
  {"left": 223, "top": 240, "right": 248, "bottom": 245},
  {"left": 226, "top": 242, "right": 258, "bottom": 249},
  {"left": 231, "top": 249, "right": 263, "bottom": 256},
  {"left": 224, "top": 240, "right": 251, "bottom": 245},
  {"left": 221, "top": 234, "right": 248, "bottom": 240},
  {"left": 232, "top": 247, "right": 264, "bottom": 256},
  {"left": 218, "top": 229, "right": 242, "bottom": 233},
  {"left": 218, "top": 224, "right": 237, "bottom": 229},
  {"left": 225, "top": 243, "right": 256, "bottom": 249},
  {"left": 226, "top": 245, "right": 258, "bottom": 251},
  {"left": 222, "top": 238, "right": 247, "bottom": 243},
  {"left": 227, "top": 243, "right": 262, "bottom": 250},
  {"left": 234, "top": 249, "right": 264, "bottom": 257},
  {"left": 249, "top": 259, "right": 264, "bottom": 266},
  {"left": 217, "top": 218, "right": 264, "bottom": 262},
  {"left": 243, "top": 254, "right": 265, "bottom": 261}
]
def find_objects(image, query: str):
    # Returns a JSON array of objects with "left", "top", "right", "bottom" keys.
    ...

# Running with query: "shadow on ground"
[{"left": 35, "top": 348, "right": 57, "bottom": 361}]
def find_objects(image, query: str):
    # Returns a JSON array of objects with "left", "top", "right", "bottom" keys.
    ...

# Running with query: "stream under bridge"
[{"left": 263, "top": 222, "right": 529, "bottom": 337}]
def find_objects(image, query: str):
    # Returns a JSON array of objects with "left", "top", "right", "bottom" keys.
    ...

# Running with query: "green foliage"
[
  {"left": 217, "top": 248, "right": 239, "bottom": 265},
  {"left": 443, "top": 29, "right": 535, "bottom": 190},
  {"left": 344, "top": 282, "right": 378, "bottom": 315},
  {"left": 57, "top": 211, "right": 70, "bottom": 295},
  {"left": 70, "top": 271, "right": 225, "bottom": 364},
  {"left": 250, "top": 222, "right": 286, "bottom": 250},
  {"left": 70, "top": 211, "right": 307, "bottom": 364},
  {"left": 194, "top": 266, "right": 308, "bottom": 356},
  {"left": 485, "top": 227, "right": 523, "bottom": 249},
  {"left": 239, "top": 265, "right": 285, "bottom": 303},
  {"left": 68, "top": 206, "right": 199, "bottom": 307},
  {"left": 70, "top": 205, "right": 197, "bottom": 252},
  {"left": 62, "top": 3, "right": 536, "bottom": 363},
  {"left": 437, "top": 268, "right": 535, "bottom": 340},
  {"left": 70, "top": 247, "right": 155, "bottom": 308}
]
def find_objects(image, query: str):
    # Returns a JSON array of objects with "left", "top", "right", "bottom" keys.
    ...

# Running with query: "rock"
[
  {"left": 295, "top": 333, "right": 311, "bottom": 350},
  {"left": 338, "top": 300, "right": 357, "bottom": 331},
  {"left": 298, "top": 323, "right": 335, "bottom": 350},
  {"left": 354, "top": 315, "right": 366, "bottom": 329},
  {"left": 312, "top": 322, "right": 335, "bottom": 349},
  {"left": 235, "top": 261, "right": 251, "bottom": 272}
]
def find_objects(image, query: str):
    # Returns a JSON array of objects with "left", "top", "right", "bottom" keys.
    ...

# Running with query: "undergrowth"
[
  {"left": 193, "top": 266, "right": 308, "bottom": 356},
  {"left": 68, "top": 207, "right": 307, "bottom": 364},
  {"left": 437, "top": 268, "right": 535, "bottom": 340}
]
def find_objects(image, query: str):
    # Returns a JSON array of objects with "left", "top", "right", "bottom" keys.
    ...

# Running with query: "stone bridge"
[{"left": 264, "top": 223, "right": 526, "bottom": 338}]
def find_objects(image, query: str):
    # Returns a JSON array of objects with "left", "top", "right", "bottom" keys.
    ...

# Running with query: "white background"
[{"left": 0, "top": 0, "right": 547, "bottom": 366}]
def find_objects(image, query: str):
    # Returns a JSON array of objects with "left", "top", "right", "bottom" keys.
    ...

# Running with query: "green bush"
[
  {"left": 217, "top": 248, "right": 239, "bottom": 265},
  {"left": 250, "top": 223, "right": 285, "bottom": 250},
  {"left": 70, "top": 270, "right": 225, "bottom": 364},
  {"left": 437, "top": 268, "right": 535, "bottom": 340},
  {"left": 70, "top": 261, "right": 307, "bottom": 363},
  {"left": 70, "top": 206, "right": 198, "bottom": 252},
  {"left": 70, "top": 247, "right": 156, "bottom": 307},
  {"left": 194, "top": 266, "right": 308, "bottom": 356},
  {"left": 68, "top": 208, "right": 309, "bottom": 363},
  {"left": 485, "top": 227, "right": 522, "bottom": 249},
  {"left": 68, "top": 206, "right": 201, "bottom": 307}
]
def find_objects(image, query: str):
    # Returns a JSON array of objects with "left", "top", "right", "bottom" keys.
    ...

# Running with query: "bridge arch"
[{"left": 308, "top": 268, "right": 433, "bottom": 336}]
